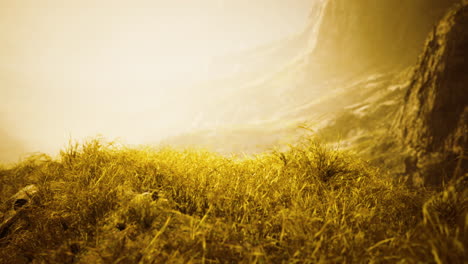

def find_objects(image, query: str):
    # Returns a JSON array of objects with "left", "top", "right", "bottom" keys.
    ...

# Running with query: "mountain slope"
[{"left": 166, "top": 0, "right": 458, "bottom": 156}]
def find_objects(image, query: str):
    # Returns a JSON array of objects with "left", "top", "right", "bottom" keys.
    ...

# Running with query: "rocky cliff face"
[
  {"left": 201, "top": 0, "right": 458, "bottom": 125},
  {"left": 168, "top": 0, "right": 467, "bottom": 160},
  {"left": 395, "top": 2, "right": 468, "bottom": 186},
  {"left": 310, "top": 0, "right": 457, "bottom": 76}
]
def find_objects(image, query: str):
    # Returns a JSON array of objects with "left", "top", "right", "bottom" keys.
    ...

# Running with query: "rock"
[
  {"left": 10, "top": 184, "right": 39, "bottom": 210},
  {"left": 395, "top": 2, "right": 468, "bottom": 186},
  {"left": 311, "top": 0, "right": 457, "bottom": 75},
  {"left": 0, "top": 184, "right": 39, "bottom": 238}
]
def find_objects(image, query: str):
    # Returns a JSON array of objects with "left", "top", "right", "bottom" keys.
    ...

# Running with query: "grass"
[{"left": 0, "top": 137, "right": 466, "bottom": 263}]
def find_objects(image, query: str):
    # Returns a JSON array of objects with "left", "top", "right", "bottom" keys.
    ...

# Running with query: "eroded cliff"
[
  {"left": 396, "top": 2, "right": 468, "bottom": 186},
  {"left": 310, "top": 0, "right": 457, "bottom": 76}
]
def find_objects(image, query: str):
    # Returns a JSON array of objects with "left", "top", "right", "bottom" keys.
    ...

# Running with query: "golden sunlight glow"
[{"left": 0, "top": 0, "right": 313, "bottom": 161}]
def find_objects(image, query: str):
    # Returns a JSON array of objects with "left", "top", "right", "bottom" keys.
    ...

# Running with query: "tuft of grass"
[{"left": 0, "top": 137, "right": 466, "bottom": 263}]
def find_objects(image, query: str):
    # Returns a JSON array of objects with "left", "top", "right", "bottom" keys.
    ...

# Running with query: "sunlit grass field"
[{"left": 0, "top": 137, "right": 466, "bottom": 263}]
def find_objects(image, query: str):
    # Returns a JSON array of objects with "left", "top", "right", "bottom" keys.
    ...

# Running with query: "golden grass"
[{"left": 0, "top": 137, "right": 466, "bottom": 263}]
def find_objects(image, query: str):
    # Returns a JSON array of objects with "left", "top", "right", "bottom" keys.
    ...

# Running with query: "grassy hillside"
[{"left": 1, "top": 137, "right": 466, "bottom": 263}]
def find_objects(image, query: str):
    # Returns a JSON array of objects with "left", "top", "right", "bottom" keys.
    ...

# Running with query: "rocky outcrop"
[
  {"left": 395, "top": 2, "right": 468, "bottom": 186},
  {"left": 310, "top": 0, "right": 457, "bottom": 75}
]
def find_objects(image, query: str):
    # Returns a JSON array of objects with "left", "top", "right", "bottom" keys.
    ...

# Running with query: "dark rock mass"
[
  {"left": 311, "top": 0, "right": 457, "bottom": 75},
  {"left": 396, "top": 2, "right": 468, "bottom": 186}
]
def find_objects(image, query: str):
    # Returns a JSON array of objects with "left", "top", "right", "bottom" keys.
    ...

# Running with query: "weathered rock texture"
[
  {"left": 311, "top": 0, "right": 458, "bottom": 74},
  {"left": 396, "top": 2, "right": 468, "bottom": 186}
]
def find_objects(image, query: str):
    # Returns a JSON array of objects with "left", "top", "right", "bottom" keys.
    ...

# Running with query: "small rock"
[
  {"left": 0, "top": 184, "right": 39, "bottom": 238},
  {"left": 116, "top": 222, "right": 127, "bottom": 231},
  {"left": 11, "top": 184, "right": 39, "bottom": 210}
]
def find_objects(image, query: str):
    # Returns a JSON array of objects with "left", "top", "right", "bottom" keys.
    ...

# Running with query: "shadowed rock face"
[
  {"left": 311, "top": 0, "right": 457, "bottom": 75},
  {"left": 396, "top": 2, "right": 468, "bottom": 186}
]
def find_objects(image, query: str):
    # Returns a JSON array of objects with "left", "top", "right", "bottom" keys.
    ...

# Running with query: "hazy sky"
[{"left": 0, "top": 0, "right": 314, "bottom": 161}]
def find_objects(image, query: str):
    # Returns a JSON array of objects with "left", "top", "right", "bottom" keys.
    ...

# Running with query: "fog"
[{"left": 0, "top": 0, "right": 314, "bottom": 162}]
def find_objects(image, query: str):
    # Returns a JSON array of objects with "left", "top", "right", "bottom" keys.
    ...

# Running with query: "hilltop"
[{"left": 1, "top": 138, "right": 466, "bottom": 263}]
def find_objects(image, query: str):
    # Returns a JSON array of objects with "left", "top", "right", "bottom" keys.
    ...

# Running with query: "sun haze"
[{"left": 0, "top": 0, "right": 313, "bottom": 161}]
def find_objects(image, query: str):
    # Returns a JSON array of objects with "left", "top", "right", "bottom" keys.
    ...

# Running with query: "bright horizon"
[{"left": 0, "top": 0, "right": 315, "bottom": 161}]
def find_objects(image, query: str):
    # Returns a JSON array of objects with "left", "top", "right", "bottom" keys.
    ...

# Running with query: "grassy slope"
[{"left": 0, "top": 138, "right": 466, "bottom": 263}]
